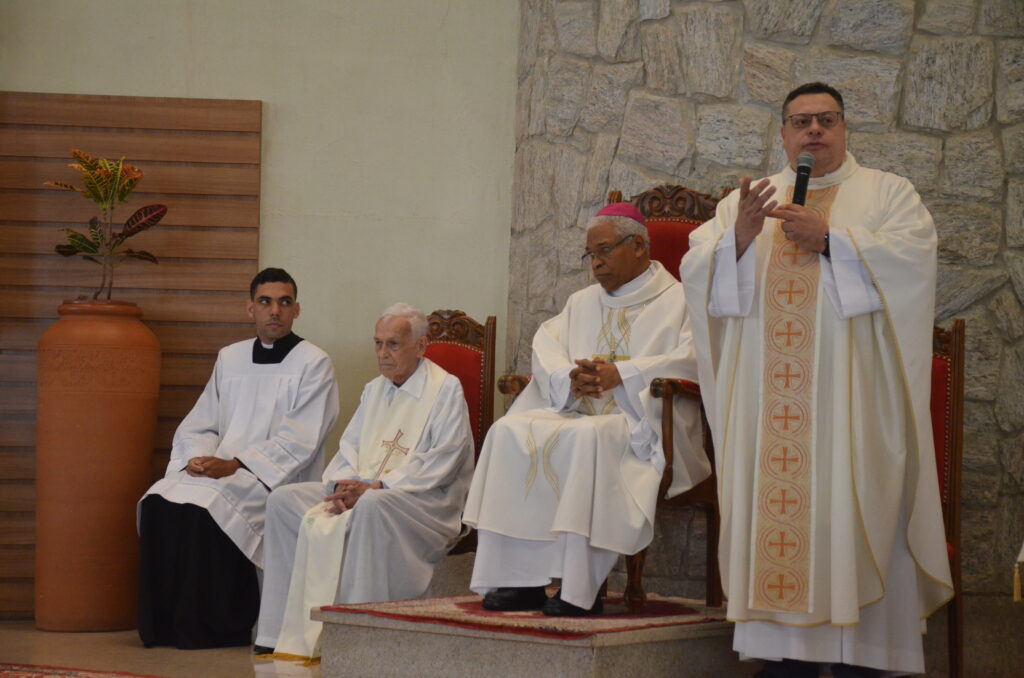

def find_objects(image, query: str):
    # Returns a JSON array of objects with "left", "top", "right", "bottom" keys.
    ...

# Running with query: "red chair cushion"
[
  {"left": 424, "top": 342, "right": 484, "bottom": 452},
  {"left": 931, "top": 354, "right": 952, "bottom": 504},
  {"left": 647, "top": 218, "right": 702, "bottom": 281}
]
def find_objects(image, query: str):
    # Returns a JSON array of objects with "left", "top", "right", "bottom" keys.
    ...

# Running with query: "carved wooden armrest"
[
  {"left": 498, "top": 374, "right": 530, "bottom": 398},
  {"left": 650, "top": 377, "right": 701, "bottom": 401}
]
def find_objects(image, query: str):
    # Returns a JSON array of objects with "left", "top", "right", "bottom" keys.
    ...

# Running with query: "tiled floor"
[{"left": 0, "top": 621, "right": 318, "bottom": 678}]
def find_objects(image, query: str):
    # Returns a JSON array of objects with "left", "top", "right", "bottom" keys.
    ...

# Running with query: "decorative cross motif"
[
  {"left": 768, "top": 531, "right": 797, "bottom": 559},
  {"left": 772, "top": 404, "right": 801, "bottom": 431},
  {"left": 773, "top": 363, "right": 802, "bottom": 389},
  {"left": 767, "top": 573, "right": 796, "bottom": 601},
  {"left": 776, "top": 280, "right": 807, "bottom": 305},
  {"left": 774, "top": 321, "right": 803, "bottom": 347},
  {"left": 770, "top": 446, "right": 799, "bottom": 473},
  {"left": 768, "top": 488, "right": 798, "bottom": 515},
  {"left": 373, "top": 429, "right": 410, "bottom": 480},
  {"left": 781, "top": 242, "right": 809, "bottom": 266}
]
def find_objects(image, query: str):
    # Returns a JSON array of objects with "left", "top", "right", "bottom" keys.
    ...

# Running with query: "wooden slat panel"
[
  {"left": 0, "top": 513, "right": 35, "bottom": 545},
  {"left": 0, "top": 450, "right": 34, "bottom": 479},
  {"left": 0, "top": 257, "right": 254, "bottom": 292},
  {"left": 0, "top": 127, "right": 260, "bottom": 164},
  {"left": 0, "top": 158, "right": 260, "bottom": 196},
  {"left": 0, "top": 91, "right": 260, "bottom": 616},
  {"left": 0, "top": 354, "right": 34, "bottom": 382},
  {"left": 0, "top": 386, "right": 35, "bottom": 414},
  {"left": 0, "top": 224, "right": 259, "bottom": 260},
  {"left": 0, "top": 92, "right": 262, "bottom": 132},
  {"left": 0, "top": 191, "right": 259, "bottom": 228},
  {"left": 162, "top": 355, "right": 217, "bottom": 387},
  {"left": 0, "top": 418, "right": 33, "bottom": 446},
  {"left": 0, "top": 483, "right": 33, "bottom": 512},
  {"left": 158, "top": 388, "right": 203, "bottom": 418},
  {"left": 0, "top": 546, "right": 35, "bottom": 578},
  {"left": 1, "top": 291, "right": 250, "bottom": 323},
  {"left": 0, "top": 579, "right": 34, "bottom": 615}
]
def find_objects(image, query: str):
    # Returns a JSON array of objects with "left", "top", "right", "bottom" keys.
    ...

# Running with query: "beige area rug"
[{"left": 320, "top": 593, "right": 725, "bottom": 639}]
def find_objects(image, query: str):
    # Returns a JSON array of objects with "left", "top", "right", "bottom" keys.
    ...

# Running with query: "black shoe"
[
  {"left": 756, "top": 659, "right": 819, "bottom": 678},
  {"left": 541, "top": 589, "right": 603, "bottom": 617},
  {"left": 253, "top": 645, "right": 274, "bottom": 655},
  {"left": 482, "top": 586, "right": 548, "bottom": 611}
]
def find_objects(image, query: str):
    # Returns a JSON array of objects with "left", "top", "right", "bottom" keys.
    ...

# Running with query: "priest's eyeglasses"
[
  {"left": 786, "top": 111, "right": 844, "bottom": 129},
  {"left": 581, "top": 235, "right": 635, "bottom": 264}
]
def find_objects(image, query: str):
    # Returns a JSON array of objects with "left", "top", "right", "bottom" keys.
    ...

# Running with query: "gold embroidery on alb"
[{"left": 750, "top": 184, "right": 839, "bottom": 614}]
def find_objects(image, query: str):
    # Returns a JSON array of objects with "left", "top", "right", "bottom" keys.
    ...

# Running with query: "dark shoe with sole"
[
  {"left": 541, "top": 589, "right": 603, "bottom": 617},
  {"left": 482, "top": 586, "right": 548, "bottom": 611},
  {"left": 253, "top": 645, "right": 274, "bottom": 655}
]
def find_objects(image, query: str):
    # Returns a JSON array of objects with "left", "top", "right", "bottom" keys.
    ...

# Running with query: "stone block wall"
[{"left": 507, "top": 0, "right": 1024, "bottom": 602}]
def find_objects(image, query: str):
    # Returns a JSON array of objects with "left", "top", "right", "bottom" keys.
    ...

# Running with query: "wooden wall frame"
[{"left": 0, "top": 91, "right": 262, "bottom": 617}]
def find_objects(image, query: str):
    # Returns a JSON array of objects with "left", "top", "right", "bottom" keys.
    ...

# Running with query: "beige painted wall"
[{"left": 0, "top": 0, "right": 518, "bottom": 424}]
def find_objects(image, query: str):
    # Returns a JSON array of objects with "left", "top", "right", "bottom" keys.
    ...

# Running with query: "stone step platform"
[{"left": 312, "top": 592, "right": 756, "bottom": 678}]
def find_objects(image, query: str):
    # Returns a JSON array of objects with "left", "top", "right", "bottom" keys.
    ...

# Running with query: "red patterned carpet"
[
  {"left": 0, "top": 665, "right": 163, "bottom": 678},
  {"left": 320, "top": 592, "right": 726, "bottom": 639}
]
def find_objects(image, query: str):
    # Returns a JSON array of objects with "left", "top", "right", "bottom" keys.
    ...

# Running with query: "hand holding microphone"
[{"left": 770, "top": 152, "right": 830, "bottom": 254}]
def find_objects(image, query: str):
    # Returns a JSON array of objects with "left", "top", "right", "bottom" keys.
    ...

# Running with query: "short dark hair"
[
  {"left": 249, "top": 267, "right": 297, "bottom": 299},
  {"left": 782, "top": 82, "right": 845, "bottom": 117}
]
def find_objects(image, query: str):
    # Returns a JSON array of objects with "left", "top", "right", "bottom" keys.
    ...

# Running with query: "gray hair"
[
  {"left": 588, "top": 214, "right": 649, "bottom": 249},
  {"left": 378, "top": 302, "right": 428, "bottom": 340}
]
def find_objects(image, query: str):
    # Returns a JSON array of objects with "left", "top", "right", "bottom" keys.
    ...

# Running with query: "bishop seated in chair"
[
  {"left": 255, "top": 302, "right": 474, "bottom": 658},
  {"left": 463, "top": 203, "right": 710, "bottom": 617}
]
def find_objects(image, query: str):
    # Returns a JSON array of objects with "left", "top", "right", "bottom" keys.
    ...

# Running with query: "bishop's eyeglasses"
[
  {"left": 581, "top": 235, "right": 635, "bottom": 264},
  {"left": 785, "top": 111, "right": 844, "bottom": 129}
]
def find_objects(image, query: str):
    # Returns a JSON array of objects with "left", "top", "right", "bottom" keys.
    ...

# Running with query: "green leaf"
[
  {"left": 121, "top": 204, "right": 167, "bottom": 237},
  {"left": 55, "top": 244, "right": 79, "bottom": 257},
  {"left": 82, "top": 255, "right": 101, "bottom": 265},
  {"left": 121, "top": 249, "right": 158, "bottom": 264},
  {"left": 70, "top": 149, "right": 100, "bottom": 172},
  {"left": 43, "top": 181, "right": 83, "bottom": 194},
  {"left": 61, "top": 229, "right": 100, "bottom": 253}
]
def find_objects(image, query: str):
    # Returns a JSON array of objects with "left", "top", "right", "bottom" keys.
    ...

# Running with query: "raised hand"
[{"left": 735, "top": 177, "right": 778, "bottom": 258}]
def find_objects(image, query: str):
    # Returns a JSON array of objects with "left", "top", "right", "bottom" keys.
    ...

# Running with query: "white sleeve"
[
  {"left": 709, "top": 227, "right": 756, "bottom": 318},
  {"left": 166, "top": 356, "right": 223, "bottom": 475},
  {"left": 321, "top": 387, "right": 368, "bottom": 491},
  {"left": 819, "top": 230, "right": 884, "bottom": 319},
  {"left": 548, "top": 366, "right": 576, "bottom": 412}
]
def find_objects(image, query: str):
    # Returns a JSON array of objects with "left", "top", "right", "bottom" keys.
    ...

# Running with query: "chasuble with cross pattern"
[{"left": 680, "top": 153, "right": 952, "bottom": 674}]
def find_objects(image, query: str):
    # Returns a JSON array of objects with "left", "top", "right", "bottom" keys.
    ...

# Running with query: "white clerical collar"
[
  {"left": 385, "top": 358, "right": 428, "bottom": 402},
  {"left": 782, "top": 151, "right": 859, "bottom": 189},
  {"left": 609, "top": 263, "right": 654, "bottom": 297}
]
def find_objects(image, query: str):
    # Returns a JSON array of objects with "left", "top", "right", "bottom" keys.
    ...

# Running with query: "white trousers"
[{"left": 470, "top": 529, "right": 619, "bottom": 608}]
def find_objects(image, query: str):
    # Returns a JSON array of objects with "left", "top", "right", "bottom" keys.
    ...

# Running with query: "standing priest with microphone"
[{"left": 680, "top": 82, "right": 952, "bottom": 678}]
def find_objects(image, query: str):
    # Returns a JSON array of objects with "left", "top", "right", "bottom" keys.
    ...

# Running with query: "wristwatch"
[{"left": 822, "top": 233, "right": 831, "bottom": 258}]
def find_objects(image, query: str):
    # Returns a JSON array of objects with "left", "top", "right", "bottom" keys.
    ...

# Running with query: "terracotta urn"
[{"left": 35, "top": 300, "right": 161, "bottom": 631}]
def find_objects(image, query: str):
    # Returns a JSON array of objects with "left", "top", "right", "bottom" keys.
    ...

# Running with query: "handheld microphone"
[{"left": 792, "top": 152, "right": 815, "bottom": 206}]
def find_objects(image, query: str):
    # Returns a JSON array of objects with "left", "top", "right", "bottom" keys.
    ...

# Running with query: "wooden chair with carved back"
[
  {"left": 931, "top": 318, "right": 965, "bottom": 678},
  {"left": 423, "top": 309, "right": 496, "bottom": 554},
  {"left": 606, "top": 185, "right": 723, "bottom": 613}
]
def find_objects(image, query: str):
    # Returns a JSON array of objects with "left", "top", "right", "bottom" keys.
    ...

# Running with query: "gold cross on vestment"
[
  {"left": 591, "top": 351, "right": 630, "bottom": 363},
  {"left": 373, "top": 429, "right": 410, "bottom": 481}
]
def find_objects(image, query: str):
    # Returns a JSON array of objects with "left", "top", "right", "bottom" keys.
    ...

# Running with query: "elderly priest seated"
[
  {"left": 463, "top": 203, "right": 709, "bottom": 617},
  {"left": 137, "top": 267, "right": 339, "bottom": 649},
  {"left": 255, "top": 303, "right": 475, "bottom": 658}
]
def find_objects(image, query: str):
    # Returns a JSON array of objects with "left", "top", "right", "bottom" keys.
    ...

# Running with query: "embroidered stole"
[
  {"left": 273, "top": 361, "right": 446, "bottom": 659},
  {"left": 580, "top": 305, "right": 636, "bottom": 416},
  {"left": 750, "top": 185, "right": 838, "bottom": 613}
]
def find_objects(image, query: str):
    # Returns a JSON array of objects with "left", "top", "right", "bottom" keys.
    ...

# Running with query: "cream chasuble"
[
  {"left": 681, "top": 153, "right": 951, "bottom": 673},
  {"left": 464, "top": 261, "right": 708, "bottom": 568},
  {"left": 274, "top": 360, "right": 447, "bottom": 659}
]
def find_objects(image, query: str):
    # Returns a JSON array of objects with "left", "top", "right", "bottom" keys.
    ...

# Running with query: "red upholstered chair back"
[
  {"left": 608, "top": 184, "right": 721, "bottom": 282},
  {"left": 423, "top": 310, "right": 496, "bottom": 458}
]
